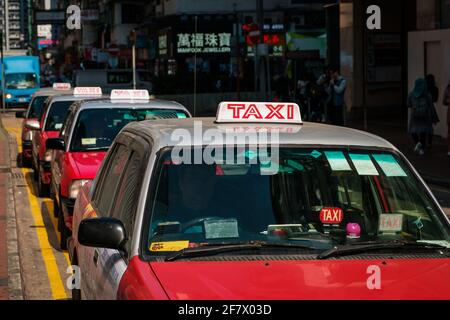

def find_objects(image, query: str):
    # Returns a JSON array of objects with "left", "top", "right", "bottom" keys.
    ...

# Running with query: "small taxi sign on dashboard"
[
  {"left": 216, "top": 102, "right": 302, "bottom": 124},
  {"left": 53, "top": 83, "right": 71, "bottom": 90},
  {"left": 73, "top": 87, "right": 103, "bottom": 96},
  {"left": 110, "top": 89, "right": 150, "bottom": 100}
]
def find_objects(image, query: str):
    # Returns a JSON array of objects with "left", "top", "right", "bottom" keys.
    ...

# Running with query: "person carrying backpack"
[{"left": 408, "top": 78, "right": 434, "bottom": 155}]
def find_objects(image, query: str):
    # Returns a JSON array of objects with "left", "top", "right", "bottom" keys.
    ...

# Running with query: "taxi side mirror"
[
  {"left": 24, "top": 120, "right": 40, "bottom": 130},
  {"left": 46, "top": 138, "right": 65, "bottom": 151},
  {"left": 15, "top": 111, "right": 25, "bottom": 118},
  {"left": 78, "top": 217, "right": 127, "bottom": 251}
]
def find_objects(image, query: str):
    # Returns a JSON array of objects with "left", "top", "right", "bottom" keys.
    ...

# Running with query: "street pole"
[
  {"left": 131, "top": 29, "right": 136, "bottom": 90},
  {"left": 193, "top": 15, "right": 198, "bottom": 116},
  {"left": 256, "top": 0, "right": 266, "bottom": 100},
  {"left": 132, "top": 45, "right": 136, "bottom": 89},
  {"left": 233, "top": 4, "right": 241, "bottom": 100},
  {"left": 1, "top": 0, "right": 5, "bottom": 113},
  {"left": 1, "top": 29, "right": 4, "bottom": 113}
]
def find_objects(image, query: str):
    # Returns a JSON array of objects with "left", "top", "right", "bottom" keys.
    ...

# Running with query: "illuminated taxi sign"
[
  {"left": 110, "top": 89, "right": 150, "bottom": 100},
  {"left": 73, "top": 87, "right": 102, "bottom": 96},
  {"left": 216, "top": 102, "right": 302, "bottom": 124},
  {"left": 52, "top": 83, "right": 71, "bottom": 90}
]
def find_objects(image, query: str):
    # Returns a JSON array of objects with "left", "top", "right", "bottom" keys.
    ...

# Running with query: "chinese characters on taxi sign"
[{"left": 177, "top": 32, "right": 231, "bottom": 54}]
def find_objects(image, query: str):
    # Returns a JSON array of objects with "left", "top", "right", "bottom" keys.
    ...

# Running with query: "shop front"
[{"left": 150, "top": 15, "right": 236, "bottom": 95}]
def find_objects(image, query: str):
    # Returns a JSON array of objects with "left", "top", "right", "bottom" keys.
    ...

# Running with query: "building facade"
[{"left": 0, "top": 0, "right": 31, "bottom": 51}]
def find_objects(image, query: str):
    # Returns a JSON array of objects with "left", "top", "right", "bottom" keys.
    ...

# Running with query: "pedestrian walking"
[
  {"left": 328, "top": 67, "right": 347, "bottom": 126},
  {"left": 443, "top": 80, "right": 450, "bottom": 156},
  {"left": 425, "top": 74, "right": 440, "bottom": 147},
  {"left": 408, "top": 78, "right": 434, "bottom": 156}
]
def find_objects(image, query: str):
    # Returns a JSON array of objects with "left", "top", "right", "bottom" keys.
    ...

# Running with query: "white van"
[{"left": 73, "top": 69, "right": 153, "bottom": 94}]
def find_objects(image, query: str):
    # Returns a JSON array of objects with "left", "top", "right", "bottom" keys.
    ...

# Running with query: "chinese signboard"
[{"left": 176, "top": 32, "right": 231, "bottom": 54}]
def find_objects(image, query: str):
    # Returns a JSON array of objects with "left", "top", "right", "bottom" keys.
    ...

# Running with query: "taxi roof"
[
  {"left": 71, "top": 98, "right": 190, "bottom": 114},
  {"left": 123, "top": 117, "right": 397, "bottom": 151},
  {"left": 32, "top": 87, "right": 74, "bottom": 97},
  {"left": 47, "top": 93, "right": 109, "bottom": 103}
]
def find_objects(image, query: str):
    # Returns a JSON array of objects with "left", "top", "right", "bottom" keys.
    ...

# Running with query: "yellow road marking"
[
  {"left": 23, "top": 170, "right": 68, "bottom": 300},
  {"left": 3, "top": 120, "right": 69, "bottom": 299}
]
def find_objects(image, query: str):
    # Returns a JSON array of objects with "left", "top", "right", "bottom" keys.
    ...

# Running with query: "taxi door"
[
  {"left": 93, "top": 133, "right": 148, "bottom": 299},
  {"left": 32, "top": 101, "right": 49, "bottom": 171},
  {"left": 51, "top": 109, "right": 75, "bottom": 196}
]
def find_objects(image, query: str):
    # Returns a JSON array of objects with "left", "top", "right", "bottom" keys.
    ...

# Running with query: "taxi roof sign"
[
  {"left": 110, "top": 89, "right": 150, "bottom": 100},
  {"left": 216, "top": 102, "right": 302, "bottom": 124},
  {"left": 73, "top": 87, "right": 103, "bottom": 96},
  {"left": 53, "top": 83, "right": 71, "bottom": 90}
]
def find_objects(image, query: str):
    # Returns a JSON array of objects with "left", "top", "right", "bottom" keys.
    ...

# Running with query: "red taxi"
[
  {"left": 70, "top": 102, "right": 450, "bottom": 300},
  {"left": 15, "top": 83, "right": 72, "bottom": 166},
  {"left": 47, "top": 89, "right": 190, "bottom": 250},
  {"left": 31, "top": 87, "right": 104, "bottom": 196}
]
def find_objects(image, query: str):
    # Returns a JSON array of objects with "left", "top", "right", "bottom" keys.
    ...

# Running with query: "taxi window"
[
  {"left": 144, "top": 147, "right": 450, "bottom": 257},
  {"left": 70, "top": 108, "right": 188, "bottom": 152},
  {"left": 111, "top": 151, "right": 143, "bottom": 255},
  {"left": 28, "top": 96, "right": 48, "bottom": 118},
  {"left": 94, "top": 144, "right": 131, "bottom": 215},
  {"left": 44, "top": 101, "right": 75, "bottom": 131}
]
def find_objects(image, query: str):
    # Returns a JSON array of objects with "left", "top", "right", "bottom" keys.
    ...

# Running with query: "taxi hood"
[
  {"left": 68, "top": 152, "right": 107, "bottom": 178},
  {"left": 150, "top": 259, "right": 450, "bottom": 300}
]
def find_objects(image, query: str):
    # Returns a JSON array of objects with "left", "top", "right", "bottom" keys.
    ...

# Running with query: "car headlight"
[
  {"left": 6, "top": 93, "right": 12, "bottom": 99},
  {"left": 69, "top": 179, "right": 91, "bottom": 200},
  {"left": 44, "top": 150, "right": 52, "bottom": 162}
]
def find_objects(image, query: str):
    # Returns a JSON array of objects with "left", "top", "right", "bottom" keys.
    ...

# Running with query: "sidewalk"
[
  {"left": 0, "top": 118, "right": 10, "bottom": 299},
  {"left": 348, "top": 120, "right": 450, "bottom": 188}
]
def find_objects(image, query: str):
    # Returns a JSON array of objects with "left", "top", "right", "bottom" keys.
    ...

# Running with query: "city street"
[
  {"left": 1, "top": 110, "right": 71, "bottom": 300},
  {"left": 1, "top": 108, "right": 449, "bottom": 300}
]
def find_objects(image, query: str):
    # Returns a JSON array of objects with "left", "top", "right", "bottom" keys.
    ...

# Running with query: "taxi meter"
[
  {"left": 216, "top": 102, "right": 302, "bottom": 124},
  {"left": 53, "top": 83, "right": 72, "bottom": 91}
]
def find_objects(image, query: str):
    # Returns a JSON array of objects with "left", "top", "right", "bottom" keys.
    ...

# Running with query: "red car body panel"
[
  {"left": 59, "top": 152, "right": 107, "bottom": 198},
  {"left": 33, "top": 130, "right": 60, "bottom": 184},
  {"left": 117, "top": 257, "right": 170, "bottom": 300},
  {"left": 116, "top": 258, "right": 450, "bottom": 300}
]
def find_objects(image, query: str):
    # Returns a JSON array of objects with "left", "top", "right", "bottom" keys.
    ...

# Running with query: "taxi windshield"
[
  {"left": 70, "top": 108, "right": 189, "bottom": 152},
  {"left": 45, "top": 100, "right": 75, "bottom": 131},
  {"left": 146, "top": 147, "right": 450, "bottom": 256},
  {"left": 28, "top": 96, "right": 48, "bottom": 118}
]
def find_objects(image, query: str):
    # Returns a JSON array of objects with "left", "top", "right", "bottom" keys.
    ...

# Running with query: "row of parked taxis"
[{"left": 17, "top": 84, "right": 450, "bottom": 300}]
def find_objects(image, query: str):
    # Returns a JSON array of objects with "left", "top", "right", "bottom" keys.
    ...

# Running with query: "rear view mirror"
[
  {"left": 15, "top": 111, "right": 25, "bottom": 118},
  {"left": 24, "top": 120, "right": 40, "bottom": 130},
  {"left": 46, "top": 138, "right": 65, "bottom": 151},
  {"left": 78, "top": 218, "right": 127, "bottom": 250}
]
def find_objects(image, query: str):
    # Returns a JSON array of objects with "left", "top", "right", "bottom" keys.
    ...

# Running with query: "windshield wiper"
[
  {"left": 164, "top": 241, "right": 317, "bottom": 262},
  {"left": 317, "top": 240, "right": 448, "bottom": 260}
]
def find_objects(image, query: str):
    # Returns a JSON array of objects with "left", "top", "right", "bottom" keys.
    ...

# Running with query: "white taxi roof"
[
  {"left": 32, "top": 87, "right": 74, "bottom": 98},
  {"left": 124, "top": 117, "right": 397, "bottom": 151}
]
